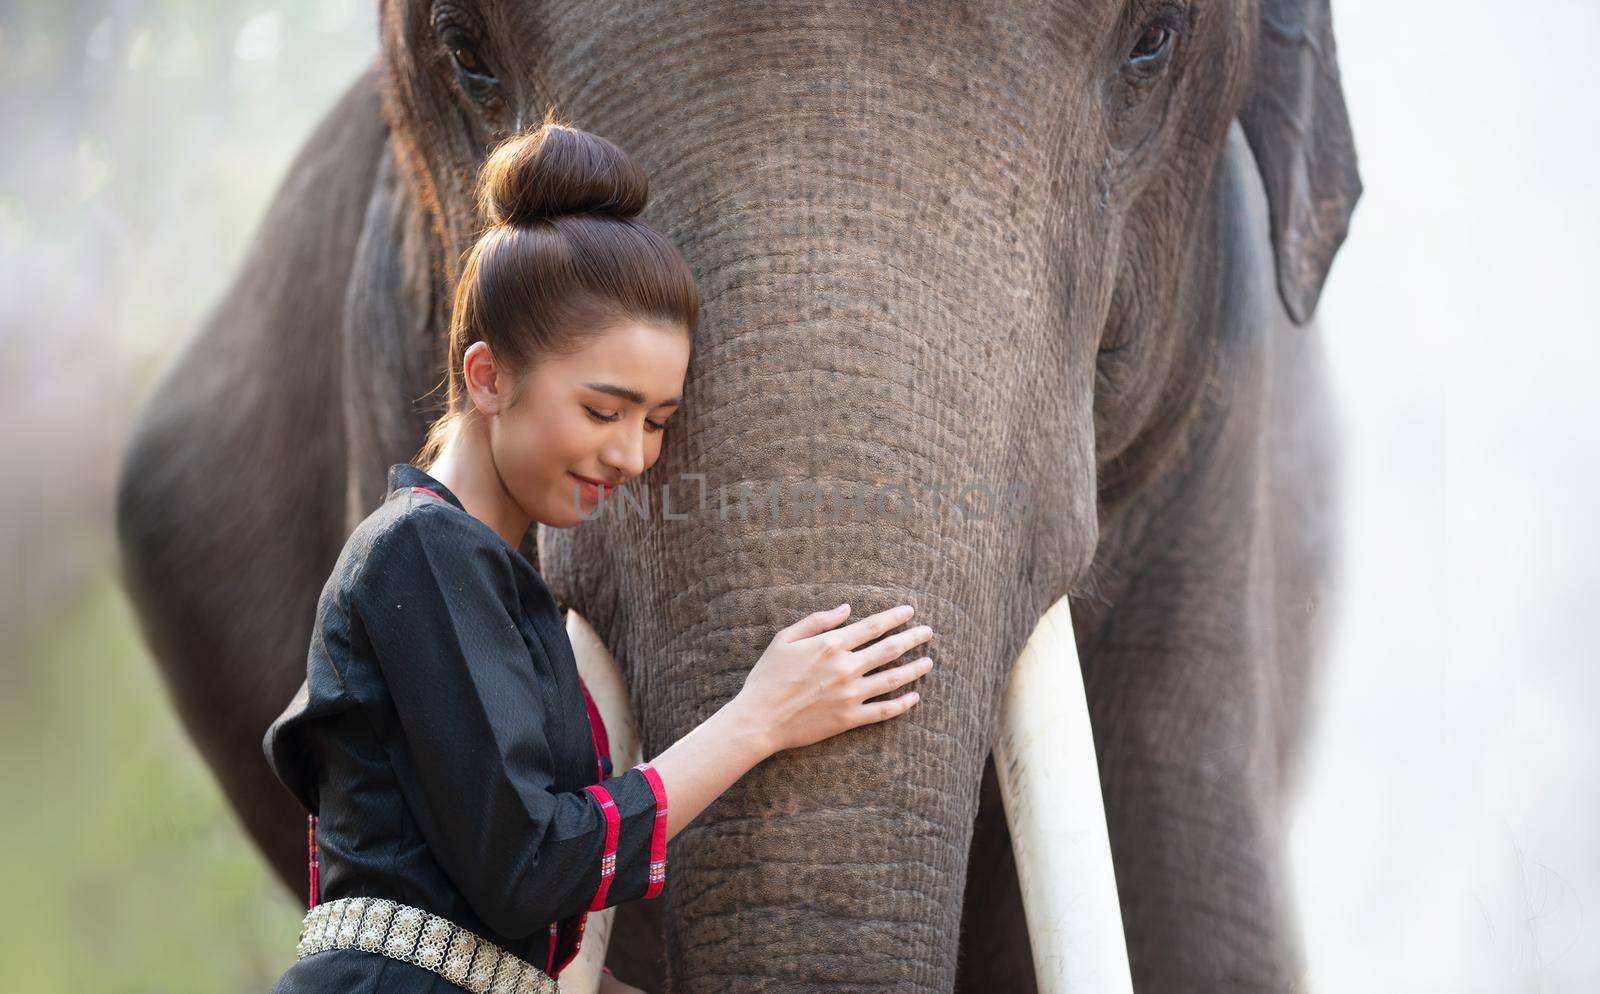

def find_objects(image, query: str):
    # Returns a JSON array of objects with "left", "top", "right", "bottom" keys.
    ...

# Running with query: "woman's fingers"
[
  {"left": 850, "top": 623, "right": 933, "bottom": 673},
  {"left": 778, "top": 602, "right": 852, "bottom": 643},
  {"left": 811, "top": 603, "right": 915, "bottom": 652},
  {"left": 857, "top": 687, "right": 923, "bottom": 725},
  {"left": 858, "top": 655, "right": 933, "bottom": 701}
]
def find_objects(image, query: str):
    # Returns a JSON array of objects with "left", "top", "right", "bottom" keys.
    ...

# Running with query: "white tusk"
[
  {"left": 561, "top": 609, "right": 644, "bottom": 994},
  {"left": 993, "top": 595, "right": 1134, "bottom": 994}
]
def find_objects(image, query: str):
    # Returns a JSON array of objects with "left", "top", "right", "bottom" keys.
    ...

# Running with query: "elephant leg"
[
  {"left": 955, "top": 752, "right": 1037, "bottom": 994},
  {"left": 1080, "top": 531, "right": 1317, "bottom": 991},
  {"left": 1097, "top": 740, "right": 1308, "bottom": 993},
  {"left": 114, "top": 64, "right": 389, "bottom": 897}
]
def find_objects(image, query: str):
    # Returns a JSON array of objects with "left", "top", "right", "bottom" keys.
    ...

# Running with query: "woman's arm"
[{"left": 642, "top": 695, "right": 772, "bottom": 843}]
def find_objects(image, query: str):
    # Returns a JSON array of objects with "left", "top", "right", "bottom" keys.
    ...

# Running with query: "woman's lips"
[{"left": 568, "top": 472, "right": 615, "bottom": 500}]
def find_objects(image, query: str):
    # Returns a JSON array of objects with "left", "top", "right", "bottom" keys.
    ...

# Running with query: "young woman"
[{"left": 261, "top": 117, "right": 936, "bottom": 994}]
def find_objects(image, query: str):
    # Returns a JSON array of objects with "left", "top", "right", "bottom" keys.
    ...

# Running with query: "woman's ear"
[
  {"left": 1237, "top": 0, "right": 1363, "bottom": 325},
  {"left": 462, "top": 340, "right": 510, "bottom": 415}
]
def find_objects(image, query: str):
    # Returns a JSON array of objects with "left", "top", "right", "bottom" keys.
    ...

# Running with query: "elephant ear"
[
  {"left": 1237, "top": 0, "right": 1363, "bottom": 325},
  {"left": 340, "top": 137, "right": 446, "bottom": 525}
]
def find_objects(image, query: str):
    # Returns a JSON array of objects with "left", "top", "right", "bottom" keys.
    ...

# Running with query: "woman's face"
[{"left": 477, "top": 320, "right": 690, "bottom": 528}]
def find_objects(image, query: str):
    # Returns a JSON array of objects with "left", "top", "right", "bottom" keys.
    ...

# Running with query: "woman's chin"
[{"left": 542, "top": 496, "right": 597, "bottom": 529}]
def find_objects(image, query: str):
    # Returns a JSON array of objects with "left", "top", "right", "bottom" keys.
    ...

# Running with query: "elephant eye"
[
  {"left": 1121, "top": 5, "right": 1184, "bottom": 77},
  {"left": 452, "top": 45, "right": 485, "bottom": 76},
  {"left": 434, "top": 14, "right": 499, "bottom": 92},
  {"left": 1129, "top": 25, "right": 1171, "bottom": 62},
  {"left": 447, "top": 39, "right": 495, "bottom": 84}
]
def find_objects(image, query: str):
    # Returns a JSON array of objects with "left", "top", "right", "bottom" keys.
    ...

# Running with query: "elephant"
[{"left": 114, "top": 1, "right": 1360, "bottom": 992}]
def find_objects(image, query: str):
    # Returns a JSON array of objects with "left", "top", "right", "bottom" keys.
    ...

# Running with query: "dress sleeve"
[{"left": 347, "top": 504, "right": 667, "bottom": 940}]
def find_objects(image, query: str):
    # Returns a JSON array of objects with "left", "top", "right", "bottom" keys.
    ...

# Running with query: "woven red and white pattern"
[
  {"left": 632, "top": 761, "right": 669, "bottom": 898},
  {"left": 581, "top": 784, "right": 623, "bottom": 910}
]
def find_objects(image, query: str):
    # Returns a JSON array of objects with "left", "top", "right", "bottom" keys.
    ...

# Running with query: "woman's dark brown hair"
[{"left": 413, "top": 109, "right": 699, "bottom": 468}]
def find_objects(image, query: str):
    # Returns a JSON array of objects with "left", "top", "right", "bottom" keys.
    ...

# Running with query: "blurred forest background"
[
  {"left": 2, "top": 2, "right": 1596, "bottom": 992},
  {"left": 2, "top": 3, "right": 379, "bottom": 991}
]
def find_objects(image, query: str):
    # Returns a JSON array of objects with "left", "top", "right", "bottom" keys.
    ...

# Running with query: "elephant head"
[{"left": 349, "top": 0, "right": 1361, "bottom": 990}]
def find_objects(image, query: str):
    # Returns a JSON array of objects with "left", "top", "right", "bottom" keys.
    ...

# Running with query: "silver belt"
[{"left": 296, "top": 896, "right": 561, "bottom": 994}]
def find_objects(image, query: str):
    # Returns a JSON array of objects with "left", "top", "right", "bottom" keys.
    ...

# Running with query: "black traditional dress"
[{"left": 262, "top": 463, "right": 668, "bottom": 992}]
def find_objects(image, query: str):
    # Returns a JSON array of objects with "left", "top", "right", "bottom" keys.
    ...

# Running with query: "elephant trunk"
[
  {"left": 660, "top": 585, "right": 1004, "bottom": 992},
  {"left": 566, "top": 471, "right": 1073, "bottom": 991}
]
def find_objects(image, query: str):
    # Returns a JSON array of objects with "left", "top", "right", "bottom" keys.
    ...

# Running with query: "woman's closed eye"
[{"left": 584, "top": 406, "right": 671, "bottom": 431}]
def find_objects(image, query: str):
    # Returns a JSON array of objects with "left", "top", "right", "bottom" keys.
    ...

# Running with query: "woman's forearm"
[{"left": 643, "top": 696, "right": 774, "bottom": 842}]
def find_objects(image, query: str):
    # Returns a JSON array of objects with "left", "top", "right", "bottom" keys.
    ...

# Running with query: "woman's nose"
[{"left": 601, "top": 426, "right": 648, "bottom": 479}]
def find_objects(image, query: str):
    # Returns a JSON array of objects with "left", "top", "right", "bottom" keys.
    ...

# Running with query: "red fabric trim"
[
  {"left": 307, "top": 813, "right": 319, "bottom": 909},
  {"left": 633, "top": 761, "right": 669, "bottom": 898},
  {"left": 583, "top": 784, "right": 622, "bottom": 911},
  {"left": 409, "top": 485, "right": 443, "bottom": 501}
]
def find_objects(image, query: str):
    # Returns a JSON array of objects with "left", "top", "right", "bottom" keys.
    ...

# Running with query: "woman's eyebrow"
[{"left": 583, "top": 382, "right": 683, "bottom": 407}]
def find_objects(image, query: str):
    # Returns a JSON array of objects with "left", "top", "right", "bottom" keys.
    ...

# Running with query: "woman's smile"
[{"left": 569, "top": 471, "right": 618, "bottom": 501}]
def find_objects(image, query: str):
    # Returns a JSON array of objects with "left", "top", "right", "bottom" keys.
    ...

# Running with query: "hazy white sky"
[{"left": 1292, "top": 3, "right": 1600, "bottom": 991}]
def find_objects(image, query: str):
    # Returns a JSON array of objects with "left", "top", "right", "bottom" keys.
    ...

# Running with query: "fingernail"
[{"left": 837, "top": 602, "right": 850, "bottom": 612}]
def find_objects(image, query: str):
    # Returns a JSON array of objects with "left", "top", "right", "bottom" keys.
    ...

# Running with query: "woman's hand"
[{"left": 736, "top": 603, "right": 934, "bottom": 754}]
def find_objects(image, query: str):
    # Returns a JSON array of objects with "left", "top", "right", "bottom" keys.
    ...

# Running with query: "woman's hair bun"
[{"left": 477, "top": 115, "right": 649, "bottom": 228}]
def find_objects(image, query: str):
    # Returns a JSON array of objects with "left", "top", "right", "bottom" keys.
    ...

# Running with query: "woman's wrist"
[
  {"left": 644, "top": 692, "right": 779, "bottom": 843},
  {"left": 715, "top": 693, "right": 781, "bottom": 764}
]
